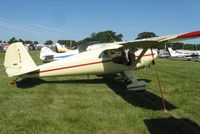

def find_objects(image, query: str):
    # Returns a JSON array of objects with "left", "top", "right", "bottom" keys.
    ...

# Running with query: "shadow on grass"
[
  {"left": 144, "top": 116, "right": 200, "bottom": 134},
  {"left": 16, "top": 78, "right": 105, "bottom": 88},
  {"left": 103, "top": 75, "right": 176, "bottom": 111},
  {"left": 16, "top": 78, "right": 45, "bottom": 88},
  {"left": 16, "top": 76, "right": 176, "bottom": 111}
]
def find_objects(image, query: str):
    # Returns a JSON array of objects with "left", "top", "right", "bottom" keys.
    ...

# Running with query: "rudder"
[{"left": 4, "top": 42, "right": 38, "bottom": 77}]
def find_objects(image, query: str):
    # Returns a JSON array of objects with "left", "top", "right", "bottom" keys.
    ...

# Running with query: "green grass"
[{"left": 0, "top": 52, "right": 200, "bottom": 134}]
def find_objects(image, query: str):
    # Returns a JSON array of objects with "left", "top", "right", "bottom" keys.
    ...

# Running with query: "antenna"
[{"left": 106, "top": 31, "right": 116, "bottom": 42}]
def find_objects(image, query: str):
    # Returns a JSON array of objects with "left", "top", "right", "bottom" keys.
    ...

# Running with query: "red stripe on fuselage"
[
  {"left": 30, "top": 53, "right": 155, "bottom": 74},
  {"left": 40, "top": 60, "right": 111, "bottom": 73}
]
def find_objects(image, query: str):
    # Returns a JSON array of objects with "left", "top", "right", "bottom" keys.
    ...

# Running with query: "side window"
[{"left": 99, "top": 50, "right": 109, "bottom": 58}]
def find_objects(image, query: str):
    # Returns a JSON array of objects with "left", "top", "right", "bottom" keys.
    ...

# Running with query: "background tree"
[
  {"left": 91, "top": 30, "right": 123, "bottom": 43},
  {"left": 24, "top": 40, "right": 33, "bottom": 45},
  {"left": 183, "top": 44, "right": 198, "bottom": 50},
  {"left": 77, "top": 30, "right": 123, "bottom": 46},
  {"left": 0, "top": 40, "right": 2, "bottom": 52},
  {"left": 135, "top": 31, "right": 164, "bottom": 49},
  {"left": 28, "top": 44, "right": 36, "bottom": 51},
  {"left": 57, "top": 40, "right": 76, "bottom": 48},
  {"left": 34, "top": 41, "right": 39, "bottom": 44},
  {"left": 136, "top": 32, "right": 157, "bottom": 40},
  {"left": 23, "top": 40, "right": 35, "bottom": 51},
  {"left": 0, "top": 44, "right": 2, "bottom": 52},
  {"left": 168, "top": 42, "right": 184, "bottom": 50},
  {"left": 76, "top": 37, "right": 95, "bottom": 46},
  {"left": 44, "top": 40, "right": 53, "bottom": 45},
  {"left": 8, "top": 37, "right": 18, "bottom": 44},
  {"left": 18, "top": 39, "right": 24, "bottom": 44},
  {"left": 197, "top": 44, "right": 200, "bottom": 50}
]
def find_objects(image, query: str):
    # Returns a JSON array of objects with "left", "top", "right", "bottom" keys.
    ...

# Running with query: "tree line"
[
  {"left": 0, "top": 30, "right": 123, "bottom": 47},
  {"left": 1, "top": 30, "right": 199, "bottom": 50}
]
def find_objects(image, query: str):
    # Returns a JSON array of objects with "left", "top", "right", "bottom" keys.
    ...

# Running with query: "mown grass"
[{"left": 0, "top": 52, "right": 200, "bottom": 134}]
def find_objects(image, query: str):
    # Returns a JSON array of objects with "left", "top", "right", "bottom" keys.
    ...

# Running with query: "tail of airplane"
[
  {"left": 55, "top": 43, "right": 69, "bottom": 52},
  {"left": 4, "top": 42, "right": 38, "bottom": 77},
  {"left": 167, "top": 47, "right": 177, "bottom": 57},
  {"left": 40, "top": 46, "right": 55, "bottom": 61},
  {"left": 55, "top": 43, "right": 63, "bottom": 51}
]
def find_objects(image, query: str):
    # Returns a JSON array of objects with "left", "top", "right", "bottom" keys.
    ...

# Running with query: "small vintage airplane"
[
  {"left": 40, "top": 42, "right": 107, "bottom": 62},
  {"left": 4, "top": 30, "right": 200, "bottom": 90},
  {"left": 40, "top": 43, "right": 79, "bottom": 62},
  {"left": 168, "top": 47, "right": 200, "bottom": 61},
  {"left": 168, "top": 47, "right": 200, "bottom": 59}
]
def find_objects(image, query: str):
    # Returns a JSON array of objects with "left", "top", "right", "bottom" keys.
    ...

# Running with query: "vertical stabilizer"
[
  {"left": 168, "top": 47, "right": 177, "bottom": 57},
  {"left": 4, "top": 42, "right": 38, "bottom": 77},
  {"left": 55, "top": 43, "right": 69, "bottom": 52},
  {"left": 40, "top": 46, "right": 55, "bottom": 61}
]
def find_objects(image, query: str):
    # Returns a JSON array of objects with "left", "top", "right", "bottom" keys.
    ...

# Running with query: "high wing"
[
  {"left": 120, "top": 31, "right": 200, "bottom": 48},
  {"left": 118, "top": 30, "right": 200, "bottom": 62}
]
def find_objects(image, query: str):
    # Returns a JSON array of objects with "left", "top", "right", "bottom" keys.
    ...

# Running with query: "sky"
[{"left": 0, "top": 0, "right": 200, "bottom": 43}]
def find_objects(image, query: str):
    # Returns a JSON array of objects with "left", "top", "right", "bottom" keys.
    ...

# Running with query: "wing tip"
[{"left": 178, "top": 30, "right": 200, "bottom": 38}]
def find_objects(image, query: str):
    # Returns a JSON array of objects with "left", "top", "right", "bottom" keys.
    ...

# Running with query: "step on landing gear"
[{"left": 122, "top": 70, "right": 147, "bottom": 91}]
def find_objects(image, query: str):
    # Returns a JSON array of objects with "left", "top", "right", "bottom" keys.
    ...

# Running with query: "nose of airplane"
[{"left": 153, "top": 49, "right": 158, "bottom": 59}]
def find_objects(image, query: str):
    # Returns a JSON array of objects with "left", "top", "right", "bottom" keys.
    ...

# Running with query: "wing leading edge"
[{"left": 120, "top": 30, "right": 200, "bottom": 48}]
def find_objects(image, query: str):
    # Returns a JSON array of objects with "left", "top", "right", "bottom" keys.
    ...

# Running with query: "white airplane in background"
[
  {"left": 158, "top": 49, "right": 170, "bottom": 58},
  {"left": 4, "top": 31, "right": 200, "bottom": 91},
  {"left": 40, "top": 42, "right": 113, "bottom": 62},
  {"left": 168, "top": 47, "right": 192, "bottom": 57},
  {"left": 168, "top": 47, "right": 200, "bottom": 59},
  {"left": 40, "top": 43, "right": 79, "bottom": 62},
  {"left": 40, "top": 46, "right": 79, "bottom": 62}
]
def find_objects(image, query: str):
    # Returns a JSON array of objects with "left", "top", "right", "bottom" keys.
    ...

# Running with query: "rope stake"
[{"left": 151, "top": 48, "right": 167, "bottom": 112}]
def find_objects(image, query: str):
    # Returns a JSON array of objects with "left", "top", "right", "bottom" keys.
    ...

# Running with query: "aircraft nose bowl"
[{"left": 153, "top": 50, "right": 158, "bottom": 59}]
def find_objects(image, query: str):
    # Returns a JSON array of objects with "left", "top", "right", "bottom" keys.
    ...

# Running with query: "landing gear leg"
[{"left": 122, "top": 70, "right": 147, "bottom": 91}]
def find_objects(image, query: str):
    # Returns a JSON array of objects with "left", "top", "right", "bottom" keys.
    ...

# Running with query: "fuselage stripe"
[{"left": 30, "top": 53, "right": 155, "bottom": 74}]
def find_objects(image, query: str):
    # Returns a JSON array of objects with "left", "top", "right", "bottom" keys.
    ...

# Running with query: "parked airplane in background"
[
  {"left": 168, "top": 47, "right": 192, "bottom": 57},
  {"left": 176, "top": 48, "right": 200, "bottom": 55},
  {"left": 40, "top": 43, "right": 110, "bottom": 62},
  {"left": 168, "top": 47, "right": 200, "bottom": 60},
  {"left": 4, "top": 31, "right": 200, "bottom": 91},
  {"left": 40, "top": 46, "right": 79, "bottom": 62},
  {"left": 158, "top": 49, "right": 170, "bottom": 58}
]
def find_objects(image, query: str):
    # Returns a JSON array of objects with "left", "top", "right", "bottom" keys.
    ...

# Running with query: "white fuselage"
[
  {"left": 168, "top": 47, "right": 200, "bottom": 58},
  {"left": 40, "top": 46, "right": 79, "bottom": 62}
]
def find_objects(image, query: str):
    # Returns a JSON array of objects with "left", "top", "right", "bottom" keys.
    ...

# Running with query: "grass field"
[{"left": 0, "top": 52, "right": 200, "bottom": 134}]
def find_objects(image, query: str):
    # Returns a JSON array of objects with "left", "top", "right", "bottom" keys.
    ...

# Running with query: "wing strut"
[
  {"left": 150, "top": 48, "right": 167, "bottom": 112},
  {"left": 134, "top": 48, "right": 148, "bottom": 65}
]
